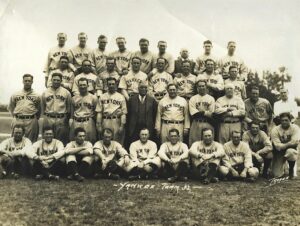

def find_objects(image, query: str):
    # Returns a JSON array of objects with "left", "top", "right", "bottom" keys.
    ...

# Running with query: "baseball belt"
[
  {"left": 162, "top": 119, "right": 184, "bottom": 124},
  {"left": 45, "top": 113, "right": 66, "bottom": 118},
  {"left": 15, "top": 114, "right": 35, "bottom": 120},
  {"left": 74, "top": 116, "right": 90, "bottom": 122},
  {"left": 103, "top": 115, "right": 120, "bottom": 120},
  {"left": 194, "top": 118, "right": 208, "bottom": 123},
  {"left": 222, "top": 119, "right": 240, "bottom": 123}
]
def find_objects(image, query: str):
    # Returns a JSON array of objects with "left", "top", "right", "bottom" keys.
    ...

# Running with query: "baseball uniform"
[
  {"left": 195, "top": 54, "right": 219, "bottom": 75},
  {"left": 152, "top": 52, "right": 175, "bottom": 74},
  {"left": 109, "top": 50, "right": 132, "bottom": 75},
  {"left": 188, "top": 93, "right": 215, "bottom": 146},
  {"left": 218, "top": 54, "right": 247, "bottom": 81},
  {"left": 72, "top": 72, "right": 99, "bottom": 95},
  {"left": 68, "top": 45, "right": 93, "bottom": 70},
  {"left": 271, "top": 124, "right": 300, "bottom": 177},
  {"left": 215, "top": 96, "right": 245, "bottom": 144},
  {"left": 133, "top": 51, "right": 154, "bottom": 74},
  {"left": 225, "top": 79, "right": 247, "bottom": 99},
  {"left": 148, "top": 71, "right": 173, "bottom": 102},
  {"left": 8, "top": 89, "right": 41, "bottom": 142},
  {"left": 44, "top": 45, "right": 69, "bottom": 75},
  {"left": 220, "top": 141, "right": 258, "bottom": 179},
  {"left": 93, "top": 140, "right": 129, "bottom": 173},
  {"left": 70, "top": 93, "right": 99, "bottom": 144},
  {"left": 173, "top": 73, "right": 197, "bottom": 100},
  {"left": 47, "top": 68, "right": 75, "bottom": 92},
  {"left": 98, "top": 92, "right": 127, "bottom": 145},
  {"left": 244, "top": 98, "right": 273, "bottom": 133},
  {"left": 158, "top": 141, "right": 189, "bottom": 177},
  {"left": 91, "top": 48, "right": 108, "bottom": 75},
  {"left": 118, "top": 70, "right": 148, "bottom": 99},
  {"left": 197, "top": 72, "right": 224, "bottom": 99},
  {"left": 97, "top": 70, "right": 120, "bottom": 94},
  {"left": 129, "top": 140, "right": 161, "bottom": 171},
  {"left": 41, "top": 86, "right": 72, "bottom": 144},
  {"left": 155, "top": 95, "right": 190, "bottom": 143}
]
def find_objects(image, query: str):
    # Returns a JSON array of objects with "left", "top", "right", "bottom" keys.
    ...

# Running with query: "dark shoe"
[
  {"left": 0, "top": 171, "right": 7, "bottom": 179},
  {"left": 167, "top": 176, "right": 177, "bottom": 183},
  {"left": 108, "top": 173, "right": 120, "bottom": 180},
  {"left": 48, "top": 174, "right": 60, "bottom": 181},
  {"left": 289, "top": 174, "right": 295, "bottom": 180},
  {"left": 35, "top": 174, "right": 44, "bottom": 181},
  {"left": 211, "top": 177, "right": 219, "bottom": 183},
  {"left": 246, "top": 177, "right": 255, "bottom": 183},
  {"left": 74, "top": 174, "right": 85, "bottom": 182},
  {"left": 128, "top": 175, "right": 139, "bottom": 181},
  {"left": 67, "top": 175, "right": 74, "bottom": 180}
]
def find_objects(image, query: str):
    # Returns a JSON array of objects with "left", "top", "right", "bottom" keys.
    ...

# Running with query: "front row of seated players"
[{"left": 0, "top": 112, "right": 298, "bottom": 183}]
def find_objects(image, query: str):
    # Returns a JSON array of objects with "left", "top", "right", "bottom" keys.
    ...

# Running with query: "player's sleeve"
[
  {"left": 148, "top": 142, "right": 158, "bottom": 159},
  {"left": 116, "top": 142, "right": 129, "bottom": 157},
  {"left": 183, "top": 99, "right": 190, "bottom": 129},
  {"left": 158, "top": 143, "right": 170, "bottom": 162},
  {"left": 72, "top": 77, "right": 79, "bottom": 95},
  {"left": 179, "top": 143, "right": 189, "bottom": 160},
  {"left": 24, "top": 142, "right": 39, "bottom": 159},
  {"left": 189, "top": 142, "right": 201, "bottom": 158},
  {"left": 204, "top": 97, "right": 215, "bottom": 118},
  {"left": 0, "top": 139, "right": 8, "bottom": 152},
  {"left": 7, "top": 94, "right": 16, "bottom": 116},
  {"left": 129, "top": 142, "right": 138, "bottom": 161},
  {"left": 258, "top": 131, "right": 273, "bottom": 155},
  {"left": 155, "top": 100, "right": 163, "bottom": 131},
  {"left": 43, "top": 50, "right": 51, "bottom": 75},
  {"left": 118, "top": 76, "right": 127, "bottom": 90},
  {"left": 66, "top": 72, "right": 75, "bottom": 90},
  {"left": 242, "top": 132, "right": 250, "bottom": 143},
  {"left": 93, "top": 142, "right": 106, "bottom": 160},
  {"left": 214, "top": 143, "right": 225, "bottom": 158},
  {"left": 214, "top": 98, "right": 227, "bottom": 114},
  {"left": 188, "top": 96, "right": 198, "bottom": 116},
  {"left": 270, "top": 127, "right": 285, "bottom": 151},
  {"left": 231, "top": 98, "right": 245, "bottom": 117},
  {"left": 243, "top": 143, "right": 253, "bottom": 168}
]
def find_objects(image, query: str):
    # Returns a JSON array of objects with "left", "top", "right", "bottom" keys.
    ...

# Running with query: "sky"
[{"left": 0, "top": 0, "right": 299, "bottom": 102}]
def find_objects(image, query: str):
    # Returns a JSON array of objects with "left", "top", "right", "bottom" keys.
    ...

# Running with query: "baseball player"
[
  {"left": 118, "top": 57, "right": 148, "bottom": 101},
  {"left": 215, "top": 83, "right": 245, "bottom": 144},
  {"left": 109, "top": 37, "right": 132, "bottom": 76},
  {"left": 219, "top": 41, "right": 247, "bottom": 81},
  {"left": 148, "top": 58, "right": 173, "bottom": 102},
  {"left": 92, "top": 35, "right": 108, "bottom": 75},
  {"left": 244, "top": 86, "right": 273, "bottom": 133},
  {"left": 0, "top": 125, "right": 32, "bottom": 178},
  {"left": 188, "top": 80, "right": 215, "bottom": 146},
  {"left": 271, "top": 112, "right": 300, "bottom": 179},
  {"left": 155, "top": 84, "right": 190, "bottom": 143},
  {"left": 132, "top": 38, "right": 154, "bottom": 74},
  {"left": 219, "top": 131, "right": 259, "bottom": 181},
  {"left": 128, "top": 128, "right": 161, "bottom": 179},
  {"left": 46, "top": 56, "right": 75, "bottom": 92},
  {"left": 68, "top": 32, "right": 93, "bottom": 75},
  {"left": 41, "top": 73, "right": 72, "bottom": 145},
  {"left": 158, "top": 128, "right": 189, "bottom": 183},
  {"left": 173, "top": 61, "right": 197, "bottom": 100},
  {"left": 151, "top": 41, "right": 175, "bottom": 75},
  {"left": 97, "top": 57, "right": 121, "bottom": 95},
  {"left": 72, "top": 59, "right": 99, "bottom": 95},
  {"left": 70, "top": 77, "right": 99, "bottom": 144},
  {"left": 44, "top": 33, "right": 69, "bottom": 78},
  {"left": 196, "top": 59, "right": 224, "bottom": 99},
  {"left": 242, "top": 121, "right": 273, "bottom": 178},
  {"left": 174, "top": 48, "right": 196, "bottom": 75},
  {"left": 189, "top": 128, "right": 225, "bottom": 184},
  {"left": 93, "top": 128, "right": 130, "bottom": 179},
  {"left": 8, "top": 74, "right": 41, "bottom": 142},
  {"left": 65, "top": 127, "right": 94, "bottom": 181},
  {"left": 26, "top": 126, "right": 65, "bottom": 180},
  {"left": 195, "top": 40, "right": 219, "bottom": 75},
  {"left": 97, "top": 77, "right": 127, "bottom": 145},
  {"left": 224, "top": 65, "right": 247, "bottom": 100}
]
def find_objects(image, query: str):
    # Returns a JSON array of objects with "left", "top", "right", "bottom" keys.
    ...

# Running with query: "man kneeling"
[
  {"left": 189, "top": 128, "right": 225, "bottom": 184},
  {"left": 128, "top": 128, "right": 161, "bottom": 180},
  {"left": 158, "top": 128, "right": 189, "bottom": 183},
  {"left": 220, "top": 131, "right": 259, "bottom": 182},
  {"left": 93, "top": 128, "right": 130, "bottom": 179}
]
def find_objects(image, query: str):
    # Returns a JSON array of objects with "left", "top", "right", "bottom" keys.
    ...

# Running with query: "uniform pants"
[
  {"left": 32, "top": 159, "right": 65, "bottom": 176},
  {"left": 66, "top": 155, "right": 93, "bottom": 177},
  {"left": 11, "top": 117, "right": 39, "bottom": 142},
  {"left": 218, "top": 122, "right": 241, "bottom": 144},
  {"left": 43, "top": 116, "right": 69, "bottom": 145},
  {"left": 70, "top": 118, "right": 97, "bottom": 144},
  {"left": 94, "top": 159, "right": 126, "bottom": 177},
  {"left": 272, "top": 148, "right": 298, "bottom": 177},
  {"left": 189, "top": 121, "right": 214, "bottom": 146},
  {"left": 193, "top": 162, "right": 218, "bottom": 180},
  {"left": 162, "top": 161, "right": 189, "bottom": 178}
]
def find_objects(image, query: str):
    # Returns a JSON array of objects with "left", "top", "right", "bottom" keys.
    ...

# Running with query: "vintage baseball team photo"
[{"left": 0, "top": 0, "right": 299, "bottom": 225}]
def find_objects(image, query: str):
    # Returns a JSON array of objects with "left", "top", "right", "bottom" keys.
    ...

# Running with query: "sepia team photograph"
[{"left": 0, "top": 0, "right": 299, "bottom": 225}]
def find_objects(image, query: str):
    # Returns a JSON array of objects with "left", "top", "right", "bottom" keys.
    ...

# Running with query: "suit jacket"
[{"left": 128, "top": 94, "right": 158, "bottom": 137}]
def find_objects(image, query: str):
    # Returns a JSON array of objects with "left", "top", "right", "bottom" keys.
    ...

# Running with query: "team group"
[{"left": 2, "top": 32, "right": 299, "bottom": 184}]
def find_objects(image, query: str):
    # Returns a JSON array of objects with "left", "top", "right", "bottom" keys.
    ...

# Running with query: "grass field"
[{"left": 0, "top": 176, "right": 299, "bottom": 226}]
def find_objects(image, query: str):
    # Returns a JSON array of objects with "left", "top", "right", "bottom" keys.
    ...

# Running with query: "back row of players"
[{"left": 3, "top": 33, "right": 299, "bottom": 183}]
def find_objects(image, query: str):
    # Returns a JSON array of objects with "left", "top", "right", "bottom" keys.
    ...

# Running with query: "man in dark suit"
[{"left": 126, "top": 82, "right": 158, "bottom": 148}]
